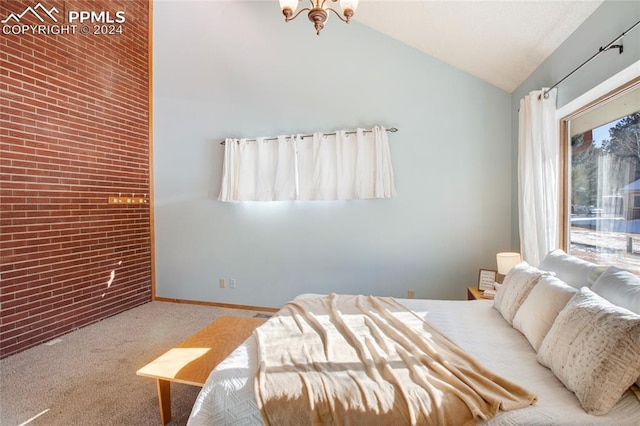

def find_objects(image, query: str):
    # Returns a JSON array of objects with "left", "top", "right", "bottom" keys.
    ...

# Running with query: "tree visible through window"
[{"left": 569, "top": 107, "right": 640, "bottom": 274}]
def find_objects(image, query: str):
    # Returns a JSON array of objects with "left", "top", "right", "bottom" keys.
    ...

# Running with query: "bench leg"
[{"left": 157, "top": 379, "right": 171, "bottom": 425}]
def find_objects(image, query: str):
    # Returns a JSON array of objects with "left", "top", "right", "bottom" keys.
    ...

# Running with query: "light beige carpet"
[{"left": 0, "top": 301, "right": 273, "bottom": 426}]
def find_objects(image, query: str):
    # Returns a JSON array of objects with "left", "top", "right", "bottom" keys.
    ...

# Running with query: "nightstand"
[{"left": 467, "top": 287, "right": 484, "bottom": 300}]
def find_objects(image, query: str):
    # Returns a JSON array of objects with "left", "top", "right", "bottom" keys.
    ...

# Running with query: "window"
[{"left": 561, "top": 81, "right": 640, "bottom": 274}]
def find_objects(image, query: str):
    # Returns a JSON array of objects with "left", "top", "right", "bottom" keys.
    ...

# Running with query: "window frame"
[{"left": 559, "top": 76, "right": 640, "bottom": 253}]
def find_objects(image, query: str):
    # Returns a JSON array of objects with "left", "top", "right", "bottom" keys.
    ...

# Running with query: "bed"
[{"left": 188, "top": 250, "right": 640, "bottom": 425}]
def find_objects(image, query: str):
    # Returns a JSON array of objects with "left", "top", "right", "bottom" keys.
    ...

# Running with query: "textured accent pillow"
[
  {"left": 591, "top": 266, "right": 640, "bottom": 314},
  {"left": 537, "top": 287, "right": 640, "bottom": 415},
  {"left": 493, "top": 261, "right": 547, "bottom": 324},
  {"left": 512, "top": 275, "right": 577, "bottom": 351},
  {"left": 590, "top": 267, "right": 640, "bottom": 389},
  {"left": 538, "top": 249, "right": 602, "bottom": 288}
]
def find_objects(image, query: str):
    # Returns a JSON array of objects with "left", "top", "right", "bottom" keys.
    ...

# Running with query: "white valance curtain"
[
  {"left": 218, "top": 126, "right": 396, "bottom": 202},
  {"left": 518, "top": 88, "right": 559, "bottom": 266}
]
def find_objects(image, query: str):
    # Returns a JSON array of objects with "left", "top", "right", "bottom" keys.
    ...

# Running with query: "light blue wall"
[
  {"left": 510, "top": 1, "right": 640, "bottom": 249},
  {"left": 153, "top": 1, "right": 513, "bottom": 308}
]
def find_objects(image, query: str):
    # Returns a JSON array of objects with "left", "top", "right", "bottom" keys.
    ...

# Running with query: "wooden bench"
[{"left": 137, "top": 315, "right": 266, "bottom": 425}]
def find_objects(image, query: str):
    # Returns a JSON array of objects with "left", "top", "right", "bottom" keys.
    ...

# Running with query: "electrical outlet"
[
  {"left": 219, "top": 278, "right": 225, "bottom": 288},
  {"left": 230, "top": 279, "right": 236, "bottom": 288},
  {"left": 407, "top": 289, "right": 415, "bottom": 299}
]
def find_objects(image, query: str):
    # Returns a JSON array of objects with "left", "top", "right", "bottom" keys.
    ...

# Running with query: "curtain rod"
[
  {"left": 540, "top": 19, "right": 640, "bottom": 100},
  {"left": 220, "top": 127, "right": 398, "bottom": 145}
]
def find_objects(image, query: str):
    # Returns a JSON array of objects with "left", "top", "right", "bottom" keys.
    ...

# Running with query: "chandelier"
[{"left": 279, "top": 0, "right": 360, "bottom": 35}]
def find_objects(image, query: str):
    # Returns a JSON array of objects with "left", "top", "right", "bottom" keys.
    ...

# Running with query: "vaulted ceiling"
[{"left": 353, "top": 1, "right": 604, "bottom": 92}]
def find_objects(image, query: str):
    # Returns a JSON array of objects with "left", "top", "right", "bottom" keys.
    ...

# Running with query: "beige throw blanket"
[{"left": 255, "top": 294, "right": 536, "bottom": 425}]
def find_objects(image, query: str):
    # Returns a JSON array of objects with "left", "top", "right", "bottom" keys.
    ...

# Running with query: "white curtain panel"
[
  {"left": 219, "top": 126, "right": 396, "bottom": 202},
  {"left": 518, "top": 89, "right": 559, "bottom": 266},
  {"left": 218, "top": 135, "right": 298, "bottom": 201}
]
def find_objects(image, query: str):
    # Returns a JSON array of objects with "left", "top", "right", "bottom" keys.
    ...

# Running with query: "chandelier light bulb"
[
  {"left": 340, "top": 0, "right": 359, "bottom": 21},
  {"left": 279, "top": 0, "right": 299, "bottom": 20}
]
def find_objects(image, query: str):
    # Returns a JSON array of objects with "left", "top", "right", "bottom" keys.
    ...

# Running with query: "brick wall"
[{"left": 0, "top": 0, "right": 151, "bottom": 359}]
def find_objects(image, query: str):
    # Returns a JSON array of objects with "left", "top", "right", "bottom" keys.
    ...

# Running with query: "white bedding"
[{"left": 188, "top": 297, "right": 640, "bottom": 425}]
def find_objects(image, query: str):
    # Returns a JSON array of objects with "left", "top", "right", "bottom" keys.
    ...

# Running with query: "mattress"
[{"left": 188, "top": 297, "right": 640, "bottom": 425}]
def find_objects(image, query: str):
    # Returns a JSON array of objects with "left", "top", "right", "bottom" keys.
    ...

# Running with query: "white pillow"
[
  {"left": 512, "top": 275, "right": 577, "bottom": 351},
  {"left": 538, "top": 249, "right": 602, "bottom": 288},
  {"left": 537, "top": 287, "right": 640, "bottom": 415},
  {"left": 591, "top": 266, "right": 640, "bottom": 314},
  {"left": 493, "top": 261, "right": 547, "bottom": 324}
]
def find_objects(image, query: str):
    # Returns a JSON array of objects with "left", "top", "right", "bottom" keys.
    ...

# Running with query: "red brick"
[{"left": 0, "top": 0, "right": 151, "bottom": 359}]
